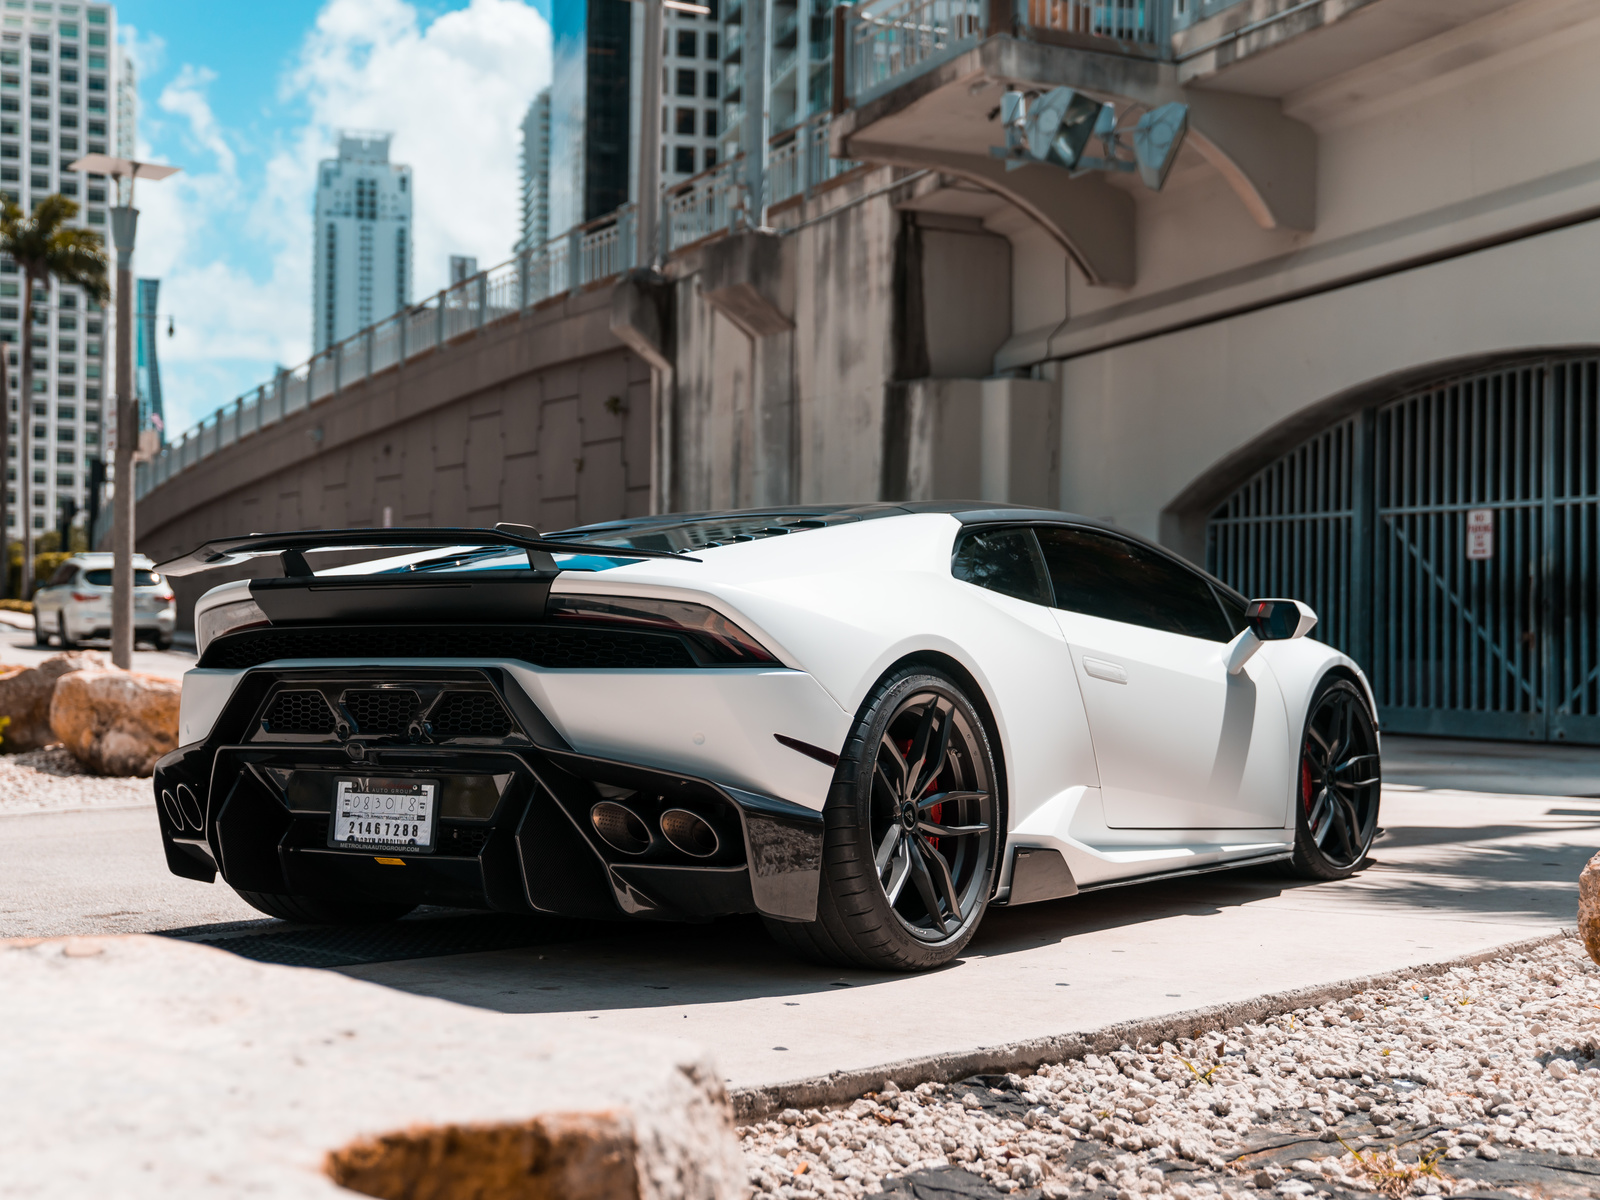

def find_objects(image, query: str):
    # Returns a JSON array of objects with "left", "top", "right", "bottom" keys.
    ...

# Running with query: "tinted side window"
[
  {"left": 1212, "top": 585, "right": 1248, "bottom": 636},
  {"left": 952, "top": 527, "right": 1051, "bottom": 606},
  {"left": 1035, "top": 526, "right": 1234, "bottom": 642}
]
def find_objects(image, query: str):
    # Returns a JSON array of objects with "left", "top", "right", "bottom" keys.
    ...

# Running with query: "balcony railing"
[
  {"left": 845, "top": 0, "right": 1170, "bottom": 106},
  {"left": 137, "top": 117, "right": 864, "bottom": 502}
]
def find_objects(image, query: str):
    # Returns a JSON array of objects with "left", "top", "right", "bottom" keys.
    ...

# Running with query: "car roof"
[
  {"left": 552, "top": 501, "right": 1123, "bottom": 536},
  {"left": 551, "top": 502, "right": 1246, "bottom": 603}
]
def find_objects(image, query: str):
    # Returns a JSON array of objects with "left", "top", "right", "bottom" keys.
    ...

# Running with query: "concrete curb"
[{"left": 730, "top": 929, "right": 1576, "bottom": 1120}]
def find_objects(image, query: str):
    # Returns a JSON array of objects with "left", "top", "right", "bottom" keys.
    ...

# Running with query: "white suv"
[{"left": 32, "top": 553, "right": 177, "bottom": 651}]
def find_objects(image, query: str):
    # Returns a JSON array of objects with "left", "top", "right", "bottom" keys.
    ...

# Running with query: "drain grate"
[{"left": 180, "top": 913, "right": 577, "bottom": 969}]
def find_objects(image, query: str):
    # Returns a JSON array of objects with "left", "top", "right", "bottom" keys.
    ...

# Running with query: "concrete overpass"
[{"left": 135, "top": 283, "right": 656, "bottom": 624}]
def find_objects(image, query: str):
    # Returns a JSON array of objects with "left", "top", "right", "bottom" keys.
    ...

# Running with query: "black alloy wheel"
[
  {"left": 1287, "top": 676, "right": 1381, "bottom": 880},
  {"left": 764, "top": 667, "right": 1000, "bottom": 971}
]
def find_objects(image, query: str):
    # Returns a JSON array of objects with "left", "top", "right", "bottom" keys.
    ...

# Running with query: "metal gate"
[{"left": 1206, "top": 355, "right": 1600, "bottom": 744}]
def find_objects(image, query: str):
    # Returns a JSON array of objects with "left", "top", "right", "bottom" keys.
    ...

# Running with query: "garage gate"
[{"left": 1205, "top": 355, "right": 1600, "bottom": 744}]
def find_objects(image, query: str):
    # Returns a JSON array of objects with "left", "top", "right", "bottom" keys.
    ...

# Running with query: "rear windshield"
[
  {"left": 82, "top": 569, "right": 162, "bottom": 587},
  {"left": 544, "top": 513, "right": 836, "bottom": 554}
]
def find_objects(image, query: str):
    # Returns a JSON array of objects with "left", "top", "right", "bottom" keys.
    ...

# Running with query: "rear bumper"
[{"left": 154, "top": 666, "right": 831, "bottom": 925}]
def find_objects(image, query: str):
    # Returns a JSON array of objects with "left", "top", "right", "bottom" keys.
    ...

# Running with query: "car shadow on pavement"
[{"left": 176, "top": 792, "right": 1596, "bottom": 1014}]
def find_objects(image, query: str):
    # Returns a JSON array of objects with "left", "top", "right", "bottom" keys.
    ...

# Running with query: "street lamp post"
[{"left": 67, "top": 153, "right": 179, "bottom": 669}]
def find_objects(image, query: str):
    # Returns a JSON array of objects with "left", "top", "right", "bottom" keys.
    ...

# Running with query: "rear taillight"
[
  {"left": 71, "top": 592, "right": 97, "bottom": 602},
  {"left": 159, "top": 592, "right": 175, "bottom": 602},
  {"left": 546, "top": 593, "right": 778, "bottom": 664},
  {"left": 195, "top": 597, "right": 270, "bottom": 655}
]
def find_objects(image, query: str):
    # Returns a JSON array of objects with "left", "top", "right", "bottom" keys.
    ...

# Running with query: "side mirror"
[
  {"left": 1223, "top": 599, "right": 1318, "bottom": 675},
  {"left": 1245, "top": 598, "right": 1318, "bottom": 642}
]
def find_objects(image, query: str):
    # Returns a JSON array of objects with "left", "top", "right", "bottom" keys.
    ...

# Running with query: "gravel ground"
[
  {"left": 0, "top": 747, "right": 152, "bottom": 814},
  {"left": 740, "top": 938, "right": 1600, "bottom": 1200}
]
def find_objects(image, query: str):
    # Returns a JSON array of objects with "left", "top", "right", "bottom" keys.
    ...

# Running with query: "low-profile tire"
[
  {"left": 1284, "top": 675, "right": 1381, "bottom": 881},
  {"left": 233, "top": 888, "right": 416, "bottom": 925},
  {"left": 763, "top": 666, "right": 1001, "bottom": 972},
  {"left": 56, "top": 614, "right": 74, "bottom": 650}
]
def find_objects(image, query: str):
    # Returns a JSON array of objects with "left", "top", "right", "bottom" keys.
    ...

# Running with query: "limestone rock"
[
  {"left": 2, "top": 935, "right": 746, "bottom": 1199},
  {"left": 48, "top": 668, "right": 179, "bottom": 776},
  {"left": 0, "top": 651, "right": 112, "bottom": 752},
  {"left": 1581, "top": 850, "right": 1600, "bottom": 966}
]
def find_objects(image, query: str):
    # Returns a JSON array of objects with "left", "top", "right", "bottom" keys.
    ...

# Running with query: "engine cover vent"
[
  {"left": 430, "top": 691, "right": 513, "bottom": 738},
  {"left": 342, "top": 689, "right": 420, "bottom": 735},
  {"left": 262, "top": 690, "right": 336, "bottom": 735}
]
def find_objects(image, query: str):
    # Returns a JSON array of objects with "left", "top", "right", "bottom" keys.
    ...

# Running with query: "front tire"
[
  {"left": 1285, "top": 676, "right": 1381, "bottom": 881},
  {"left": 764, "top": 667, "right": 1000, "bottom": 972},
  {"left": 234, "top": 888, "right": 416, "bottom": 925}
]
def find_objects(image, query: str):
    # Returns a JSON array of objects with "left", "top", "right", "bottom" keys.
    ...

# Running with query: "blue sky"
[{"left": 115, "top": 0, "right": 552, "bottom": 435}]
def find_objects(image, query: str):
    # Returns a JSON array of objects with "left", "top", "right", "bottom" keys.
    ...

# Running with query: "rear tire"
[
  {"left": 1285, "top": 676, "right": 1381, "bottom": 881},
  {"left": 32, "top": 613, "right": 48, "bottom": 647},
  {"left": 56, "top": 615, "right": 74, "bottom": 650},
  {"left": 233, "top": 888, "right": 416, "bottom": 925},
  {"left": 763, "top": 666, "right": 1001, "bottom": 972}
]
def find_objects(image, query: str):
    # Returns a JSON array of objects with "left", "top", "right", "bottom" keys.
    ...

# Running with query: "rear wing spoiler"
[{"left": 155, "top": 523, "right": 699, "bottom": 578}]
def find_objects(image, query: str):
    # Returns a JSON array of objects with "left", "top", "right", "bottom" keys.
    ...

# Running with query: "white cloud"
[
  {"left": 128, "top": 0, "right": 551, "bottom": 434},
  {"left": 288, "top": 0, "right": 552, "bottom": 296}
]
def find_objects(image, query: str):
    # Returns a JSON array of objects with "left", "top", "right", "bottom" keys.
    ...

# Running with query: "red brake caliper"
[{"left": 1301, "top": 753, "right": 1315, "bottom": 815}]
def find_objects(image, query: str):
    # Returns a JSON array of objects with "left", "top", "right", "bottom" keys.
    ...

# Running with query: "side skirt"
[{"left": 1076, "top": 851, "right": 1294, "bottom": 895}]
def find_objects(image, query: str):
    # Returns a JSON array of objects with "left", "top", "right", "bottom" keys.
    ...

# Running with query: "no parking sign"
[{"left": 1467, "top": 508, "right": 1494, "bottom": 560}]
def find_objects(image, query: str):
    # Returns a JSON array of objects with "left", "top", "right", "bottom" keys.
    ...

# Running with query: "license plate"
[{"left": 329, "top": 778, "right": 437, "bottom": 853}]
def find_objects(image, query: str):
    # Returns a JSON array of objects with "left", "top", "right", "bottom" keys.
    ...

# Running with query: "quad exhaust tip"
[
  {"left": 172, "top": 784, "right": 204, "bottom": 831},
  {"left": 590, "top": 801, "right": 654, "bottom": 855},
  {"left": 160, "top": 788, "right": 183, "bottom": 830},
  {"left": 659, "top": 808, "right": 719, "bottom": 858}
]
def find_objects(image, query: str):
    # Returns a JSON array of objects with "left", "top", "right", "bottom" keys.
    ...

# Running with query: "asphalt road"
[
  {"left": 4, "top": 737, "right": 1597, "bottom": 1089},
  {"left": 0, "top": 611, "right": 196, "bottom": 679}
]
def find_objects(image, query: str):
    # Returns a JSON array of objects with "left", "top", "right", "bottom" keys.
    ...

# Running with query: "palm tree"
[{"left": 0, "top": 195, "right": 108, "bottom": 597}]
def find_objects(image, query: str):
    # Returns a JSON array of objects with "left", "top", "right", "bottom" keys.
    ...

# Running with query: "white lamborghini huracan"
[{"left": 154, "top": 504, "right": 1381, "bottom": 971}]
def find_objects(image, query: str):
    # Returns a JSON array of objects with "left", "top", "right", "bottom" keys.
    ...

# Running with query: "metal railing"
[
  {"left": 846, "top": 0, "right": 1170, "bottom": 105},
  {"left": 137, "top": 119, "right": 862, "bottom": 501},
  {"left": 847, "top": 0, "right": 985, "bottom": 104}
]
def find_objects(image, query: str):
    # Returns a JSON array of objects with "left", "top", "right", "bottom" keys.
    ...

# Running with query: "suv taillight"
[{"left": 71, "top": 592, "right": 97, "bottom": 602}]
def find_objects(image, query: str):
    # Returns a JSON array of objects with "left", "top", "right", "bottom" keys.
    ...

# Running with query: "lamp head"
[
  {"left": 1025, "top": 88, "right": 1105, "bottom": 169},
  {"left": 1132, "top": 102, "right": 1189, "bottom": 192}
]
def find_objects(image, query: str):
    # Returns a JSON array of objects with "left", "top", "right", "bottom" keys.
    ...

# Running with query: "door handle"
[{"left": 1082, "top": 656, "right": 1128, "bottom": 684}]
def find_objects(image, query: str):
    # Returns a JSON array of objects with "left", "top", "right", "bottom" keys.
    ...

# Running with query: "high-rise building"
[
  {"left": 517, "top": 89, "right": 550, "bottom": 253},
  {"left": 0, "top": 1, "right": 123, "bottom": 539},
  {"left": 658, "top": 2, "right": 721, "bottom": 187},
  {"left": 133, "top": 276, "right": 161, "bottom": 446},
  {"left": 549, "top": 0, "right": 632, "bottom": 233},
  {"left": 546, "top": 0, "right": 722, "bottom": 247},
  {"left": 311, "top": 132, "right": 412, "bottom": 353},
  {"left": 719, "top": 0, "right": 836, "bottom": 167}
]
